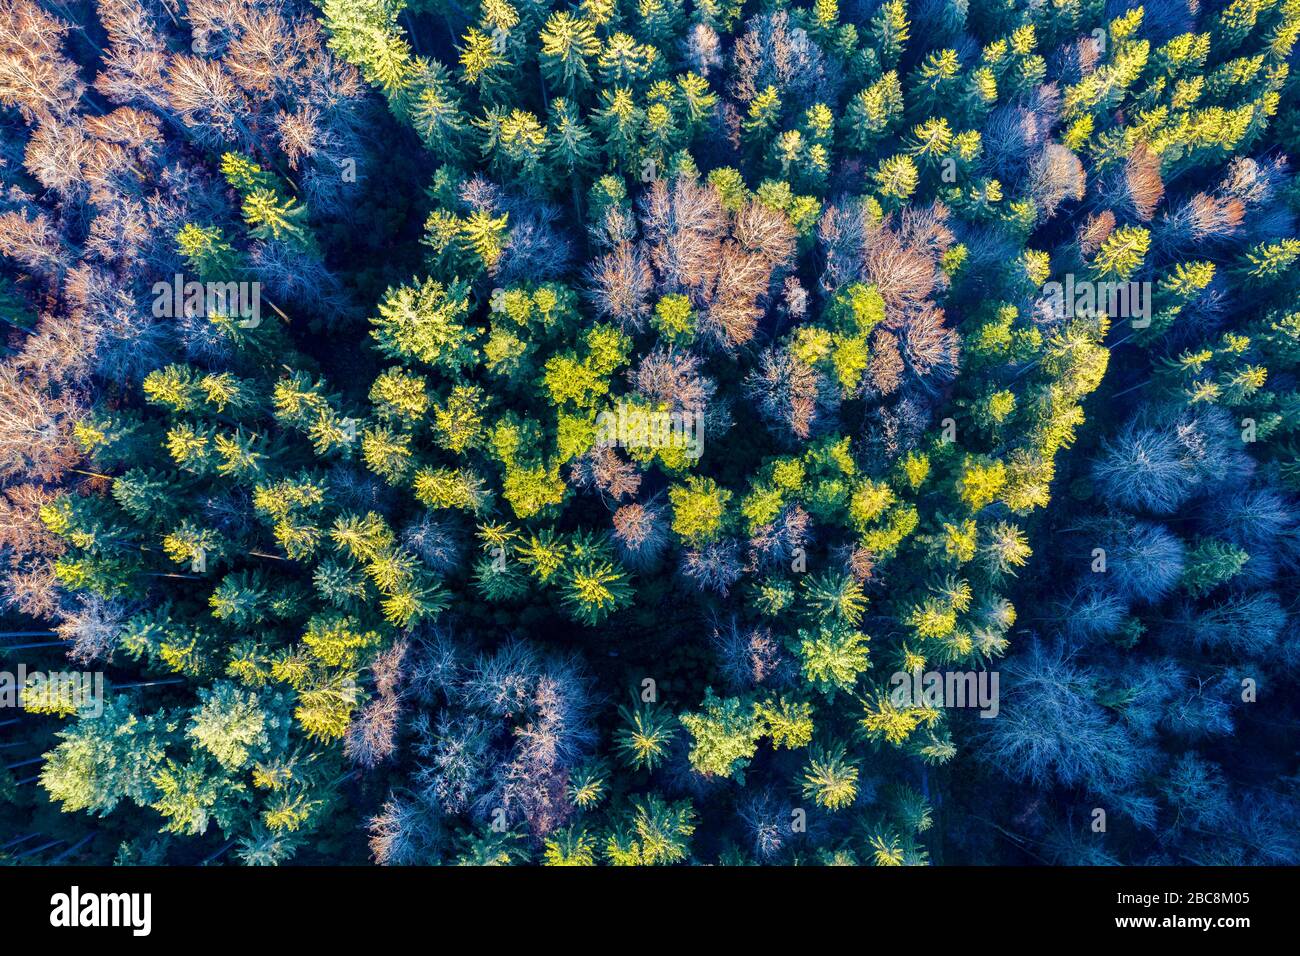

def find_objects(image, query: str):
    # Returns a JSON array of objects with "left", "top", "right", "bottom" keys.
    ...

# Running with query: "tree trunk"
[{"left": 51, "top": 832, "right": 96, "bottom": 862}]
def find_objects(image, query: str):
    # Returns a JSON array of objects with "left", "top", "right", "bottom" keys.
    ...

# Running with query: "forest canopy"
[{"left": 0, "top": 0, "right": 1298, "bottom": 866}]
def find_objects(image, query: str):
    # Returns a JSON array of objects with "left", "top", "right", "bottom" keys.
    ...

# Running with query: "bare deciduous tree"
[
  {"left": 0, "top": 363, "right": 82, "bottom": 482},
  {"left": 0, "top": 0, "right": 85, "bottom": 121},
  {"left": 587, "top": 241, "right": 653, "bottom": 332}
]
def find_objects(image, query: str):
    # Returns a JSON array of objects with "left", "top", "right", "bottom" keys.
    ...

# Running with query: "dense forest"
[{"left": 0, "top": 0, "right": 1297, "bottom": 866}]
